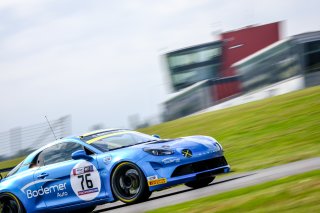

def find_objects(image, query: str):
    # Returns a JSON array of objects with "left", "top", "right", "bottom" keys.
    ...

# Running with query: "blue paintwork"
[{"left": 0, "top": 130, "right": 230, "bottom": 213}]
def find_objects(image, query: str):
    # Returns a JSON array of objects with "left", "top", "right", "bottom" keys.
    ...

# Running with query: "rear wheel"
[
  {"left": 0, "top": 193, "right": 25, "bottom": 213},
  {"left": 185, "top": 176, "right": 215, "bottom": 189},
  {"left": 111, "top": 162, "right": 151, "bottom": 204}
]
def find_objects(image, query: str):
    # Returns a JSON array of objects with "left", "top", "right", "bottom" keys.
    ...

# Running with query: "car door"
[
  {"left": 33, "top": 142, "right": 105, "bottom": 209},
  {"left": 4, "top": 162, "right": 46, "bottom": 210}
]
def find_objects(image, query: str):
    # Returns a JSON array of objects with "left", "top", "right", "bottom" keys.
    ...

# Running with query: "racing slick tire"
[
  {"left": 0, "top": 193, "right": 25, "bottom": 213},
  {"left": 111, "top": 162, "right": 151, "bottom": 204},
  {"left": 185, "top": 176, "right": 215, "bottom": 189}
]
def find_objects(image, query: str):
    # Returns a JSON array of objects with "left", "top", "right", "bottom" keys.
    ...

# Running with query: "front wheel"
[
  {"left": 111, "top": 162, "right": 151, "bottom": 204},
  {"left": 185, "top": 176, "right": 215, "bottom": 189},
  {"left": 0, "top": 193, "right": 25, "bottom": 213}
]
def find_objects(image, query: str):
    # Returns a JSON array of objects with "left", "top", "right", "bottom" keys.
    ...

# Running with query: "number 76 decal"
[
  {"left": 70, "top": 162, "right": 102, "bottom": 201},
  {"left": 78, "top": 173, "right": 94, "bottom": 190}
]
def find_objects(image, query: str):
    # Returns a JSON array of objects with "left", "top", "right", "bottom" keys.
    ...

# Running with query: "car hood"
[{"left": 132, "top": 136, "right": 218, "bottom": 152}]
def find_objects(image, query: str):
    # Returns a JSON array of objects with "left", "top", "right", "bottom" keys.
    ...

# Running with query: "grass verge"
[
  {"left": 140, "top": 86, "right": 320, "bottom": 172},
  {"left": 1, "top": 87, "right": 320, "bottom": 176},
  {"left": 0, "top": 156, "right": 24, "bottom": 177},
  {"left": 147, "top": 170, "right": 320, "bottom": 213}
]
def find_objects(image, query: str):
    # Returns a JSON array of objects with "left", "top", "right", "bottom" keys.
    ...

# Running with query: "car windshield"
[{"left": 81, "top": 131, "right": 159, "bottom": 152}]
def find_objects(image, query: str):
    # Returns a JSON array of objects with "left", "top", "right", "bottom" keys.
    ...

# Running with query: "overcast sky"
[{"left": 1, "top": 0, "right": 319, "bottom": 135}]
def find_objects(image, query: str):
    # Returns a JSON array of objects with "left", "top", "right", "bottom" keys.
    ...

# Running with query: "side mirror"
[
  {"left": 72, "top": 150, "right": 92, "bottom": 160},
  {"left": 152, "top": 134, "right": 160, "bottom": 139}
]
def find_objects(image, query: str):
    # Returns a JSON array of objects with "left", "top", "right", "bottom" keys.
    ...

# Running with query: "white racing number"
[{"left": 70, "top": 161, "right": 101, "bottom": 201}]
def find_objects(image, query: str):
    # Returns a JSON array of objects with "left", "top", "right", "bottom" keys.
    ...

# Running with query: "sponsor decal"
[
  {"left": 162, "top": 157, "right": 180, "bottom": 164},
  {"left": 21, "top": 179, "right": 67, "bottom": 199},
  {"left": 147, "top": 175, "right": 158, "bottom": 181},
  {"left": 70, "top": 161, "right": 101, "bottom": 201},
  {"left": 148, "top": 178, "right": 167, "bottom": 186},
  {"left": 72, "top": 165, "right": 93, "bottom": 175},
  {"left": 103, "top": 155, "right": 112, "bottom": 164},
  {"left": 78, "top": 188, "right": 99, "bottom": 195},
  {"left": 194, "top": 149, "right": 216, "bottom": 157}
]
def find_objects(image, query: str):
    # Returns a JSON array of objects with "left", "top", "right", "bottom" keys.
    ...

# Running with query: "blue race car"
[{"left": 0, "top": 129, "right": 230, "bottom": 213}]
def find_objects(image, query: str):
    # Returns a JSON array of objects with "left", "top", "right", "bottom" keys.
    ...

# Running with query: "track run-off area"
[{"left": 93, "top": 157, "right": 320, "bottom": 213}]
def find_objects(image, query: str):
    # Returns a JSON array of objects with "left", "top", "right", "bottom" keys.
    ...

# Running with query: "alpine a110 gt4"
[{"left": 0, "top": 129, "right": 230, "bottom": 213}]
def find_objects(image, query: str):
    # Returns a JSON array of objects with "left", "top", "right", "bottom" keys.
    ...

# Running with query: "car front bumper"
[{"left": 146, "top": 155, "right": 231, "bottom": 191}]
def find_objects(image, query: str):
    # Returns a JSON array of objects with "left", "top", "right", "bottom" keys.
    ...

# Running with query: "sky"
[{"left": 1, "top": 0, "right": 319, "bottom": 135}]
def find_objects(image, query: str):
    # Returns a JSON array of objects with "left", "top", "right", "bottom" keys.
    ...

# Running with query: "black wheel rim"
[
  {"left": 0, "top": 196, "right": 19, "bottom": 213},
  {"left": 113, "top": 165, "right": 142, "bottom": 200}
]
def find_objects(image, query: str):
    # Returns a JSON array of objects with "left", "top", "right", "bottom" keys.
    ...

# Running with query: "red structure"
[
  {"left": 213, "top": 78, "right": 240, "bottom": 100},
  {"left": 221, "top": 22, "right": 281, "bottom": 77},
  {"left": 214, "top": 22, "right": 281, "bottom": 100}
]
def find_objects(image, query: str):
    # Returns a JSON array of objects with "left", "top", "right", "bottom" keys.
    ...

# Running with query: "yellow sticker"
[{"left": 148, "top": 178, "right": 167, "bottom": 186}]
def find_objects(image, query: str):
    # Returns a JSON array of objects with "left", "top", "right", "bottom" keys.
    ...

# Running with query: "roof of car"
[{"left": 79, "top": 128, "right": 127, "bottom": 138}]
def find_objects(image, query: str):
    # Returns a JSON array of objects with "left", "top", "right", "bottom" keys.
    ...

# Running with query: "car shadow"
[{"left": 94, "top": 173, "right": 255, "bottom": 213}]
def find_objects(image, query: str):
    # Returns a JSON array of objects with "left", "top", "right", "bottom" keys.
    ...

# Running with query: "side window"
[
  {"left": 42, "top": 144, "right": 65, "bottom": 166},
  {"left": 60, "top": 142, "right": 84, "bottom": 162},
  {"left": 37, "top": 142, "right": 84, "bottom": 166}
]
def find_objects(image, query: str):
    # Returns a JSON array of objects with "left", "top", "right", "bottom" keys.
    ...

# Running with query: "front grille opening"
[{"left": 171, "top": 156, "right": 228, "bottom": 178}]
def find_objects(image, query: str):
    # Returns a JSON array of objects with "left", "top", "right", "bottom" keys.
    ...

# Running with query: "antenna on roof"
[{"left": 45, "top": 116, "right": 57, "bottom": 140}]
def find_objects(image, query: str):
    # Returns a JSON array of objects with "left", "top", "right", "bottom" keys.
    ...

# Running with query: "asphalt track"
[{"left": 94, "top": 157, "right": 320, "bottom": 213}]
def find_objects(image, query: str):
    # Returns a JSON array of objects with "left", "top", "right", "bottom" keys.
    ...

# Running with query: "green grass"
[
  {"left": 140, "top": 86, "right": 320, "bottom": 173},
  {"left": 0, "top": 156, "right": 24, "bottom": 177},
  {"left": 1, "top": 87, "right": 320, "bottom": 177},
  {"left": 147, "top": 170, "right": 320, "bottom": 213},
  {"left": 0, "top": 157, "right": 24, "bottom": 169}
]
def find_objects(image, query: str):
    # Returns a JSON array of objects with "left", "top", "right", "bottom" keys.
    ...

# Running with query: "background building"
[
  {"left": 293, "top": 32, "right": 320, "bottom": 87},
  {"left": 162, "top": 76, "right": 240, "bottom": 121},
  {"left": 234, "top": 31, "right": 320, "bottom": 92},
  {"left": 165, "top": 41, "right": 222, "bottom": 92},
  {"left": 218, "top": 22, "right": 280, "bottom": 99},
  {"left": 163, "top": 22, "right": 281, "bottom": 121},
  {"left": 234, "top": 39, "right": 301, "bottom": 92}
]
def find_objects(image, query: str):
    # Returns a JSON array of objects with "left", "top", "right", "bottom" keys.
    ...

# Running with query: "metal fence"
[{"left": 0, "top": 115, "right": 71, "bottom": 161}]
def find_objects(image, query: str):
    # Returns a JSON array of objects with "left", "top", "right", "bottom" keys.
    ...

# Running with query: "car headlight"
[
  {"left": 143, "top": 148, "right": 174, "bottom": 156},
  {"left": 215, "top": 142, "right": 223, "bottom": 151},
  {"left": 204, "top": 136, "right": 223, "bottom": 151}
]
